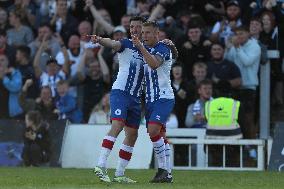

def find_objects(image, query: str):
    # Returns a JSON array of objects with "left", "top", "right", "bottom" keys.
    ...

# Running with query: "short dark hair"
[
  {"left": 17, "top": 45, "right": 31, "bottom": 59},
  {"left": 234, "top": 25, "right": 249, "bottom": 32},
  {"left": 26, "top": 111, "right": 42, "bottom": 127},
  {"left": 130, "top": 16, "right": 146, "bottom": 23},
  {"left": 197, "top": 79, "right": 213, "bottom": 89},
  {"left": 211, "top": 42, "right": 225, "bottom": 49},
  {"left": 187, "top": 22, "right": 202, "bottom": 31},
  {"left": 46, "top": 57, "right": 59, "bottom": 66},
  {"left": 57, "top": 79, "right": 69, "bottom": 87}
]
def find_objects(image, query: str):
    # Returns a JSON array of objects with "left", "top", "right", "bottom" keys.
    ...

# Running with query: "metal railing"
[{"left": 169, "top": 138, "right": 265, "bottom": 171}]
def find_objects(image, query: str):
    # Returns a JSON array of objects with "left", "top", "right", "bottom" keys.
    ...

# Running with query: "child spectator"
[{"left": 54, "top": 80, "right": 82, "bottom": 123}]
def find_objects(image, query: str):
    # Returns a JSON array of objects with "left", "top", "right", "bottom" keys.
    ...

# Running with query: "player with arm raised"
[
  {"left": 132, "top": 21, "right": 175, "bottom": 183},
  {"left": 90, "top": 16, "right": 145, "bottom": 183}
]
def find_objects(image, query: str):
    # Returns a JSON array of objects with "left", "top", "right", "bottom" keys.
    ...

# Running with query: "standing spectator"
[
  {"left": 88, "top": 93, "right": 111, "bottom": 124},
  {"left": 225, "top": 26, "right": 261, "bottom": 139},
  {"left": 0, "top": 54, "right": 23, "bottom": 119},
  {"left": 185, "top": 79, "right": 213, "bottom": 128},
  {"left": 56, "top": 34, "right": 85, "bottom": 99},
  {"left": 171, "top": 63, "right": 190, "bottom": 128},
  {"left": 78, "top": 20, "right": 94, "bottom": 49},
  {"left": 259, "top": 11, "right": 283, "bottom": 106},
  {"left": 50, "top": 0, "right": 79, "bottom": 45},
  {"left": 207, "top": 42, "right": 242, "bottom": 97},
  {"left": 7, "top": 9, "right": 34, "bottom": 47},
  {"left": 15, "top": 45, "right": 38, "bottom": 98},
  {"left": 178, "top": 23, "right": 210, "bottom": 80},
  {"left": 210, "top": 0, "right": 242, "bottom": 44},
  {"left": 28, "top": 23, "right": 61, "bottom": 69},
  {"left": 0, "top": 8, "right": 10, "bottom": 31},
  {"left": 22, "top": 110, "right": 51, "bottom": 166},
  {"left": 0, "top": 29, "right": 16, "bottom": 67},
  {"left": 54, "top": 80, "right": 83, "bottom": 123},
  {"left": 77, "top": 48, "right": 110, "bottom": 122}
]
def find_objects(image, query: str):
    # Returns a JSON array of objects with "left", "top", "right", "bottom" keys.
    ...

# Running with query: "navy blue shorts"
[
  {"left": 145, "top": 98, "right": 175, "bottom": 127},
  {"left": 110, "top": 89, "right": 141, "bottom": 128}
]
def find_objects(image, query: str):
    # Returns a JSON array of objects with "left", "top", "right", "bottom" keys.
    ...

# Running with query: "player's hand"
[
  {"left": 131, "top": 35, "right": 143, "bottom": 50},
  {"left": 161, "top": 39, "right": 174, "bottom": 46}
]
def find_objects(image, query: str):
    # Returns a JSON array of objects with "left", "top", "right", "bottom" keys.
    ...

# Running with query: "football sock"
[
  {"left": 164, "top": 139, "right": 172, "bottom": 174},
  {"left": 151, "top": 135, "right": 166, "bottom": 170},
  {"left": 97, "top": 135, "right": 116, "bottom": 168},
  {"left": 115, "top": 144, "right": 133, "bottom": 177}
]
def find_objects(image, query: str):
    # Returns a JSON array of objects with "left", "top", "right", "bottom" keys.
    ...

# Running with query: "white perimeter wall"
[{"left": 60, "top": 125, "right": 153, "bottom": 169}]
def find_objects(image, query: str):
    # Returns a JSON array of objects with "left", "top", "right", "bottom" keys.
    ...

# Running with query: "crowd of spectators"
[{"left": 0, "top": 0, "right": 283, "bottom": 144}]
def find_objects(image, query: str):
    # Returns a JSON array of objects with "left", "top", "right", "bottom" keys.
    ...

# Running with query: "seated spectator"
[
  {"left": 22, "top": 110, "right": 51, "bottom": 167},
  {"left": 187, "top": 62, "right": 208, "bottom": 104},
  {"left": 185, "top": 79, "right": 213, "bottom": 128},
  {"left": 88, "top": 93, "right": 111, "bottom": 124},
  {"left": 19, "top": 79, "right": 58, "bottom": 121},
  {"left": 178, "top": 23, "right": 210, "bottom": 80},
  {"left": 54, "top": 80, "right": 83, "bottom": 123},
  {"left": 0, "top": 54, "right": 23, "bottom": 119}
]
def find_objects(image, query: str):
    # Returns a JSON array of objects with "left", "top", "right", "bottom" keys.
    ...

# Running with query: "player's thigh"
[
  {"left": 125, "top": 98, "right": 141, "bottom": 129},
  {"left": 149, "top": 98, "right": 175, "bottom": 126},
  {"left": 110, "top": 90, "right": 130, "bottom": 122}
]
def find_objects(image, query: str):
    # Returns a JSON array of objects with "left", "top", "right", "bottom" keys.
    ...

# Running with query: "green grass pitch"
[{"left": 0, "top": 167, "right": 283, "bottom": 189}]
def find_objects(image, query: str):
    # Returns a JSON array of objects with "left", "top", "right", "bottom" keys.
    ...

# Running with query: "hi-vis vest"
[{"left": 205, "top": 97, "right": 242, "bottom": 139}]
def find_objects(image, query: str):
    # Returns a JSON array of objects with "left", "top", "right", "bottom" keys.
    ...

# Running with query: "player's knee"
[
  {"left": 108, "top": 121, "right": 124, "bottom": 136},
  {"left": 148, "top": 129, "right": 160, "bottom": 138}
]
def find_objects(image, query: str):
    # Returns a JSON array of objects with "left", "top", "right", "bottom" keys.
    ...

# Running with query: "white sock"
[
  {"left": 97, "top": 136, "right": 116, "bottom": 168},
  {"left": 115, "top": 144, "right": 133, "bottom": 177},
  {"left": 165, "top": 142, "right": 172, "bottom": 174},
  {"left": 151, "top": 136, "right": 166, "bottom": 170}
]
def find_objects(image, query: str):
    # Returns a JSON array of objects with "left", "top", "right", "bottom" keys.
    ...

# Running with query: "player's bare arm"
[
  {"left": 132, "top": 35, "right": 162, "bottom": 70},
  {"left": 88, "top": 35, "right": 122, "bottom": 52}
]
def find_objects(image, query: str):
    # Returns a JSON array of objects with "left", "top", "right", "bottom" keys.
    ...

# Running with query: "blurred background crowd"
[{"left": 0, "top": 0, "right": 283, "bottom": 142}]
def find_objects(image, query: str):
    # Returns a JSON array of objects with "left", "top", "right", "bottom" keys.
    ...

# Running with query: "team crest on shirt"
[
  {"left": 156, "top": 115, "right": 161, "bottom": 120},
  {"left": 115, "top": 109, "right": 122, "bottom": 115}
]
